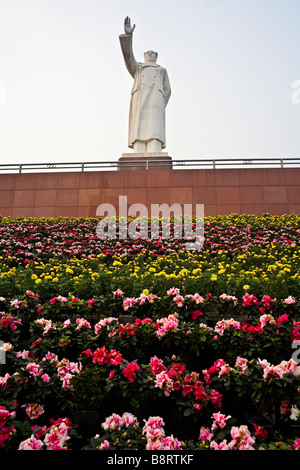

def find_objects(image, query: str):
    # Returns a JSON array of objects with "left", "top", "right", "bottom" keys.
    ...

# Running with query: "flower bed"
[{"left": 1, "top": 214, "right": 300, "bottom": 450}]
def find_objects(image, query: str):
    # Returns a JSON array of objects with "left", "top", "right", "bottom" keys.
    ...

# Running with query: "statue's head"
[{"left": 144, "top": 50, "right": 158, "bottom": 63}]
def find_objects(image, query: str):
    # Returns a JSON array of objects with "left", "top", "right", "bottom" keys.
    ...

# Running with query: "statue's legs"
[
  {"left": 133, "top": 139, "right": 163, "bottom": 153},
  {"left": 133, "top": 141, "right": 147, "bottom": 152},
  {"left": 147, "top": 139, "right": 162, "bottom": 152}
]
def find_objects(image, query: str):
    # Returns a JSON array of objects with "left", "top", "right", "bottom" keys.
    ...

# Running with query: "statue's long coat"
[{"left": 119, "top": 34, "right": 171, "bottom": 149}]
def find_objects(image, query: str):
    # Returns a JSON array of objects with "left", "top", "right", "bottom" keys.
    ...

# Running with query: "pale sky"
[{"left": 0, "top": 0, "right": 299, "bottom": 165}]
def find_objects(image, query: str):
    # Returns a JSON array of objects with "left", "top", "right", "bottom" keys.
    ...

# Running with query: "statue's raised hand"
[{"left": 124, "top": 16, "right": 135, "bottom": 35}]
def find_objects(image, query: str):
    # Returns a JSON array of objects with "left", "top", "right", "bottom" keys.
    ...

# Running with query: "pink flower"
[
  {"left": 19, "top": 435, "right": 44, "bottom": 450},
  {"left": 102, "top": 413, "right": 123, "bottom": 431},
  {"left": 87, "top": 298, "right": 96, "bottom": 308},
  {"left": 230, "top": 425, "right": 255, "bottom": 450},
  {"left": 16, "top": 350, "right": 31, "bottom": 360},
  {"left": 146, "top": 438, "right": 164, "bottom": 450},
  {"left": 214, "top": 318, "right": 240, "bottom": 336},
  {"left": 167, "top": 287, "right": 180, "bottom": 296},
  {"left": 149, "top": 356, "right": 167, "bottom": 376},
  {"left": 210, "top": 389, "right": 223, "bottom": 408},
  {"left": 108, "top": 349, "right": 123, "bottom": 366},
  {"left": 44, "top": 422, "right": 70, "bottom": 450},
  {"left": 155, "top": 314, "right": 179, "bottom": 339},
  {"left": 235, "top": 357, "right": 249, "bottom": 373},
  {"left": 210, "top": 439, "right": 230, "bottom": 450},
  {"left": 143, "top": 416, "right": 165, "bottom": 433},
  {"left": 99, "top": 440, "right": 110, "bottom": 449},
  {"left": 26, "top": 363, "right": 42, "bottom": 377},
  {"left": 284, "top": 296, "right": 295, "bottom": 305},
  {"left": 261, "top": 295, "right": 276, "bottom": 309},
  {"left": 61, "top": 373, "right": 73, "bottom": 389},
  {"left": 31, "top": 425, "right": 47, "bottom": 440},
  {"left": 92, "top": 346, "right": 110, "bottom": 365},
  {"left": 293, "top": 438, "right": 300, "bottom": 450},
  {"left": 121, "top": 412, "right": 139, "bottom": 427},
  {"left": 94, "top": 317, "right": 118, "bottom": 335},
  {"left": 0, "top": 406, "right": 15, "bottom": 427},
  {"left": 75, "top": 317, "right": 91, "bottom": 330},
  {"left": 259, "top": 314, "right": 275, "bottom": 329},
  {"left": 154, "top": 371, "right": 175, "bottom": 396},
  {"left": 162, "top": 435, "right": 181, "bottom": 450},
  {"left": 211, "top": 412, "right": 231, "bottom": 430},
  {"left": 199, "top": 426, "right": 214, "bottom": 442},
  {"left": 280, "top": 399, "right": 291, "bottom": 420},
  {"left": 25, "top": 403, "right": 45, "bottom": 420},
  {"left": 122, "top": 297, "right": 136, "bottom": 311},
  {"left": 173, "top": 294, "right": 184, "bottom": 307},
  {"left": 113, "top": 289, "right": 123, "bottom": 297},
  {"left": 191, "top": 293, "right": 205, "bottom": 304},
  {"left": 43, "top": 352, "right": 58, "bottom": 364},
  {"left": 142, "top": 416, "right": 166, "bottom": 448},
  {"left": 0, "top": 373, "right": 11, "bottom": 390}
]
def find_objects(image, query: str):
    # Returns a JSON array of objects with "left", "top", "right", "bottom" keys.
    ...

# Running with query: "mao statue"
[{"left": 119, "top": 17, "right": 171, "bottom": 153}]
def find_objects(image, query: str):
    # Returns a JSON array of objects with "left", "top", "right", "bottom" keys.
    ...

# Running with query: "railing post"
[
  {"left": 146, "top": 160, "right": 149, "bottom": 170},
  {"left": 213, "top": 160, "right": 215, "bottom": 169},
  {"left": 280, "top": 159, "right": 283, "bottom": 168},
  {"left": 81, "top": 163, "right": 85, "bottom": 172},
  {"left": 19, "top": 164, "right": 22, "bottom": 174}
]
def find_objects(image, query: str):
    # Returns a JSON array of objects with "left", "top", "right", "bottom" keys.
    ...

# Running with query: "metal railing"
[{"left": 0, "top": 157, "right": 299, "bottom": 173}]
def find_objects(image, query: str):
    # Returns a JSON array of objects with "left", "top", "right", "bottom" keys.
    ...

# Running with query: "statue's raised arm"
[
  {"left": 119, "top": 17, "right": 138, "bottom": 78},
  {"left": 124, "top": 16, "right": 135, "bottom": 35}
]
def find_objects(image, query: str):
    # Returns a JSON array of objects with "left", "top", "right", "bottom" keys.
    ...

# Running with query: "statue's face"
[{"left": 144, "top": 50, "right": 158, "bottom": 63}]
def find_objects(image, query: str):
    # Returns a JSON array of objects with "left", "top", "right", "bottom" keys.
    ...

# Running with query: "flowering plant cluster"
[
  {"left": 0, "top": 214, "right": 300, "bottom": 450},
  {"left": 0, "top": 214, "right": 299, "bottom": 265}
]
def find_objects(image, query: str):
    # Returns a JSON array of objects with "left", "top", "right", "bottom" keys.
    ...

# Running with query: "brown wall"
[{"left": 0, "top": 167, "right": 299, "bottom": 218}]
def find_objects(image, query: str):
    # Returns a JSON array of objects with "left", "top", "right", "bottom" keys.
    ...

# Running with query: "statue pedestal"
[{"left": 118, "top": 152, "right": 172, "bottom": 171}]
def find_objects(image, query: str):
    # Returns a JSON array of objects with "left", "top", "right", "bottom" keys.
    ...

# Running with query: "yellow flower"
[
  {"left": 35, "top": 279, "right": 42, "bottom": 284},
  {"left": 142, "top": 289, "right": 149, "bottom": 295},
  {"left": 243, "top": 285, "right": 250, "bottom": 290}
]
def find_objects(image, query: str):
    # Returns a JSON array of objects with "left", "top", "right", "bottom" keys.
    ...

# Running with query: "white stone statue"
[{"left": 119, "top": 17, "right": 171, "bottom": 153}]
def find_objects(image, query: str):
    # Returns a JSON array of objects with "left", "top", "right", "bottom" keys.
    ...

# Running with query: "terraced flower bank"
[{"left": 1, "top": 214, "right": 300, "bottom": 450}]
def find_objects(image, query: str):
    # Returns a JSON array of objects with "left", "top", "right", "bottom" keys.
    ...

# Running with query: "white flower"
[{"left": 290, "top": 405, "right": 300, "bottom": 421}]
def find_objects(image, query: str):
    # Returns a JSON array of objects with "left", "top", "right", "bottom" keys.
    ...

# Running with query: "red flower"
[
  {"left": 192, "top": 310, "right": 203, "bottom": 320},
  {"left": 182, "top": 384, "right": 194, "bottom": 396},
  {"left": 276, "top": 314, "right": 289, "bottom": 325},
  {"left": 252, "top": 424, "right": 268, "bottom": 441},
  {"left": 123, "top": 362, "right": 140, "bottom": 382}
]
